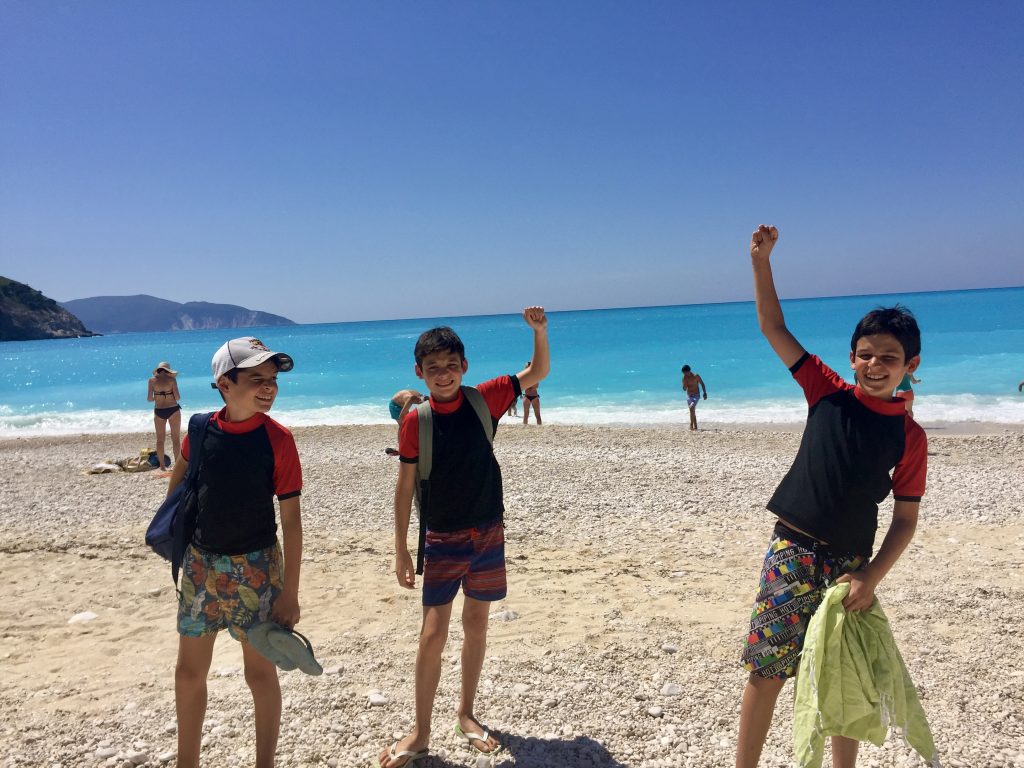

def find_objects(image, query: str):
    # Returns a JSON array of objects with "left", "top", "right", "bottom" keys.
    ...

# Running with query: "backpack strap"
[
  {"left": 171, "top": 411, "right": 215, "bottom": 586},
  {"left": 412, "top": 387, "right": 494, "bottom": 575},
  {"left": 462, "top": 386, "right": 495, "bottom": 445},
  {"left": 414, "top": 400, "right": 432, "bottom": 576}
]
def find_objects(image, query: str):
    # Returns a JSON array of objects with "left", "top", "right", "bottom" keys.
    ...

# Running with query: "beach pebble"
[
  {"left": 69, "top": 611, "right": 98, "bottom": 624},
  {"left": 124, "top": 751, "right": 149, "bottom": 765},
  {"left": 94, "top": 747, "right": 117, "bottom": 759},
  {"left": 368, "top": 691, "right": 389, "bottom": 707},
  {"left": 157, "top": 752, "right": 176, "bottom": 764},
  {"left": 147, "top": 587, "right": 163, "bottom": 597},
  {"left": 512, "top": 683, "right": 531, "bottom": 694},
  {"left": 647, "top": 706, "right": 664, "bottom": 717},
  {"left": 542, "top": 697, "right": 558, "bottom": 708},
  {"left": 491, "top": 609, "right": 519, "bottom": 622},
  {"left": 660, "top": 643, "right": 678, "bottom": 654},
  {"left": 162, "top": 721, "right": 176, "bottom": 734},
  {"left": 661, "top": 683, "right": 682, "bottom": 696}
]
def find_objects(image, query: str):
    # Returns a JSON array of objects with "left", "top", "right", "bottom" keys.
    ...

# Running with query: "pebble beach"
[{"left": 1, "top": 422, "right": 1023, "bottom": 768}]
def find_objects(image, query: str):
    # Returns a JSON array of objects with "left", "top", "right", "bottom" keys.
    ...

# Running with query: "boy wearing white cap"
[{"left": 166, "top": 337, "right": 303, "bottom": 768}]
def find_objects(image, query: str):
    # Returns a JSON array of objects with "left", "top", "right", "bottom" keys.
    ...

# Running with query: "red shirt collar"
[
  {"left": 429, "top": 390, "right": 464, "bottom": 414},
  {"left": 213, "top": 407, "right": 269, "bottom": 434},
  {"left": 852, "top": 386, "right": 908, "bottom": 416}
]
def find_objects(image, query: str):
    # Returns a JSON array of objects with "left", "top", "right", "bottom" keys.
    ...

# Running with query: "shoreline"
[
  {"left": 2, "top": 418, "right": 1024, "bottom": 450},
  {"left": 2, "top": 424, "right": 1022, "bottom": 766}
]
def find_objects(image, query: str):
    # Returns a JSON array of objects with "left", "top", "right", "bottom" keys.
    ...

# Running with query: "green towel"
[{"left": 794, "top": 583, "right": 940, "bottom": 767}]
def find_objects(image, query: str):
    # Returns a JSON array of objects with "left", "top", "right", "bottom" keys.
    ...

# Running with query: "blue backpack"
[{"left": 145, "top": 411, "right": 214, "bottom": 585}]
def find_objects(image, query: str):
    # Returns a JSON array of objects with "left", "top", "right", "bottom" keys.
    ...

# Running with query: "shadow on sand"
[{"left": 415, "top": 733, "right": 628, "bottom": 767}]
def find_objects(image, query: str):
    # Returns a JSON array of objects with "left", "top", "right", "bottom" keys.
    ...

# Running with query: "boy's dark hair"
[
  {"left": 211, "top": 362, "right": 281, "bottom": 403},
  {"left": 415, "top": 326, "right": 465, "bottom": 366},
  {"left": 681, "top": 365, "right": 691, "bottom": 373},
  {"left": 850, "top": 305, "right": 921, "bottom": 360}
]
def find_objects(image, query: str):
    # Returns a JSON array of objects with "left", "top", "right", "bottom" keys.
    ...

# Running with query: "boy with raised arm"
[
  {"left": 379, "top": 307, "right": 550, "bottom": 768},
  {"left": 736, "top": 226, "right": 927, "bottom": 768}
]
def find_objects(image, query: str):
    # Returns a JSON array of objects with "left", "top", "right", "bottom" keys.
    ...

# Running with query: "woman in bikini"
[
  {"left": 522, "top": 360, "right": 541, "bottom": 425},
  {"left": 147, "top": 362, "right": 182, "bottom": 470}
]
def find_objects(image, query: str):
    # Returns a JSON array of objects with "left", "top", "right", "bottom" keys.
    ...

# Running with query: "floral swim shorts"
[
  {"left": 177, "top": 542, "right": 282, "bottom": 640},
  {"left": 741, "top": 521, "right": 865, "bottom": 679}
]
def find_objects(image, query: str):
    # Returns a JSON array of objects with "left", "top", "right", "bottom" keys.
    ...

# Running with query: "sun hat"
[
  {"left": 210, "top": 337, "right": 294, "bottom": 382},
  {"left": 153, "top": 362, "right": 178, "bottom": 376}
]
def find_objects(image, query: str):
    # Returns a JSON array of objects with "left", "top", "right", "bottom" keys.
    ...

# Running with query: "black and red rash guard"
[
  {"left": 182, "top": 409, "right": 302, "bottom": 555},
  {"left": 399, "top": 375, "right": 520, "bottom": 532},
  {"left": 767, "top": 353, "right": 927, "bottom": 556}
]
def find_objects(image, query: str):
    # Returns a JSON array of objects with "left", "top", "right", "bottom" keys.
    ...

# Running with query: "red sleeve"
[
  {"left": 265, "top": 421, "right": 303, "bottom": 500},
  {"left": 892, "top": 418, "right": 927, "bottom": 501},
  {"left": 791, "top": 353, "right": 849, "bottom": 407},
  {"left": 475, "top": 375, "right": 520, "bottom": 418},
  {"left": 398, "top": 408, "right": 420, "bottom": 462}
]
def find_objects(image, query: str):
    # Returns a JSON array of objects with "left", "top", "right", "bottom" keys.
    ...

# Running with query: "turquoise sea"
[{"left": 2, "top": 287, "right": 1023, "bottom": 436}]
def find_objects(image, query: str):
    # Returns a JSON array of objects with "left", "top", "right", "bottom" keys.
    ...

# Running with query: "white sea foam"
[{"left": 3, "top": 395, "right": 1022, "bottom": 436}]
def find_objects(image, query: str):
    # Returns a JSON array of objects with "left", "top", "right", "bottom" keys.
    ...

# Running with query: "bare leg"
[
  {"left": 242, "top": 640, "right": 282, "bottom": 768},
  {"left": 154, "top": 414, "right": 167, "bottom": 467},
  {"left": 831, "top": 735, "right": 859, "bottom": 768},
  {"left": 379, "top": 602, "right": 454, "bottom": 767},
  {"left": 175, "top": 634, "right": 217, "bottom": 768},
  {"left": 735, "top": 672, "right": 786, "bottom": 768},
  {"left": 532, "top": 398, "right": 541, "bottom": 425},
  {"left": 523, "top": 399, "right": 530, "bottom": 425},
  {"left": 457, "top": 597, "right": 500, "bottom": 752},
  {"left": 168, "top": 409, "right": 182, "bottom": 467},
  {"left": 689, "top": 405, "right": 698, "bottom": 431}
]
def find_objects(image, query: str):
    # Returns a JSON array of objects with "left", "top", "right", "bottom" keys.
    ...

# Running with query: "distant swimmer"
[
  {"left": 681, "top": 364, "right": 707, "bottom": 431},
  {"left": 894, "top": 372, "right": 922, "bottom": 419},
  {"left": 386, "top": 389, "right": 426, "bottom": 456},
  {"left": 1019, "top": 380, "right": 1023, "bottom": 393}
]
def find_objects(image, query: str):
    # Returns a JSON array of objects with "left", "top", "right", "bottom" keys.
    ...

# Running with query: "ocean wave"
[{"left": 3, "top": 395, "right": 1023, "bottom": 436}]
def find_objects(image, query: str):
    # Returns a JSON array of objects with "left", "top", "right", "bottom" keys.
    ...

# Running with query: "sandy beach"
[{"left": 1, "top": 422, "right": 1022, "bottom": 768}]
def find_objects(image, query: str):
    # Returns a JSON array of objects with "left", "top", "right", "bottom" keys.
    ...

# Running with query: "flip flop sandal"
[
  {"left": 247, "top": 621, "right": 323, "bottom": 675},
  {"left": 381, "top": 742, "right": 428, "bottom": 767},
  {"left": 267, "top": 625, "right": 323, "bottom": 676},
  {"left": 454, "top": 723, "right": 503, "bottom": 755}
]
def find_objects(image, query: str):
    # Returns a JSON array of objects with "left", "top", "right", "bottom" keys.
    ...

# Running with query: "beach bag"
[
  {"left": 145, "top": 411, "right": 214, "bottom": 585},
  {"left": 414, "top": 387, "right": 493, "bottom": 575}
]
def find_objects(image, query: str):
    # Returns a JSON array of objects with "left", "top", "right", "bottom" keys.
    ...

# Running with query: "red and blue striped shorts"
[{"left": 422, "top": 519, "right": 507, "bottom": 606}]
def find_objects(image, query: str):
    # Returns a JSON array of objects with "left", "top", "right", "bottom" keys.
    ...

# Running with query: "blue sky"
[{"left": 1, "top": 2, "right": 1022, "bottom": 324}]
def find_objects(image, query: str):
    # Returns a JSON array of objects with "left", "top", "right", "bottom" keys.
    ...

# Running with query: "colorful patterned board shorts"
[
  {"left": 686, "top": 393, "right": 700, "bottom": 408},
  {"left": 742, "top": 521, "right": 865, "bottom": 679},
  {"left": 177, "top": 542, "right": 283, "bottom": 640},
  {"left": 422, "top": 519, "right": 507, "bottom": 607}
]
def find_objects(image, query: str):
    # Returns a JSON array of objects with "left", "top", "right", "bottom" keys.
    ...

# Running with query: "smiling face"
[
  {"left": 850, "top": 333, "right": 919, "bottom": 399},
  {"left": 416, "top": 350, "right": 468, "bottom": 402},
  {"left": 219, "top": 359, "right": 280, "bottom": 420}
]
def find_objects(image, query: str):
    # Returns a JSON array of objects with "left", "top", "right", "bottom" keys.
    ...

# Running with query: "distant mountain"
[
  {"left": 0, "top": 277, "right": 98, "bottom": 341},
  {"left": 61, "top": 294, "right": 297, "bottom": 334}
]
